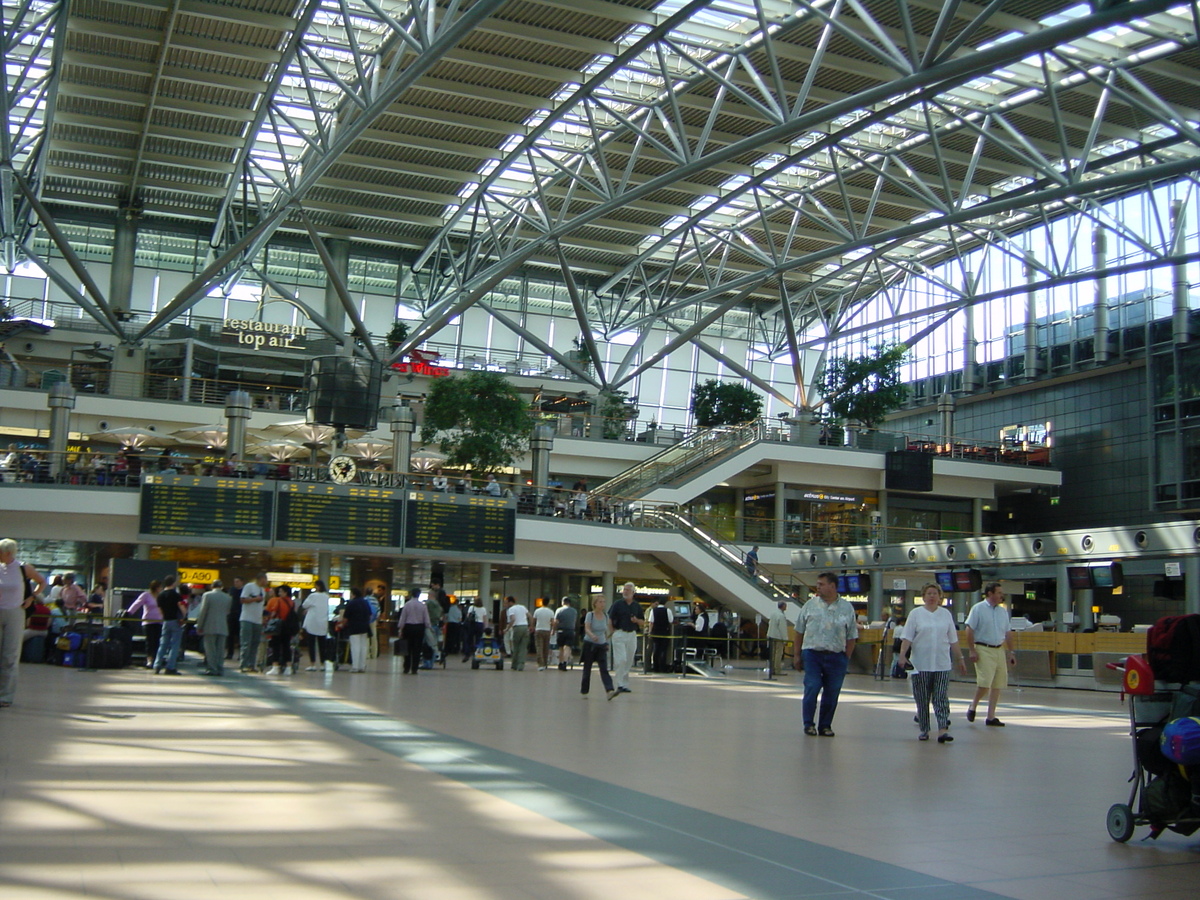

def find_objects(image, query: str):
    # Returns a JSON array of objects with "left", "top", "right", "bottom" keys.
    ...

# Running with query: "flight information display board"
[
  {"left": 404, "top": 490, "right": 515, "bottom": 558},
  {"left": 138, "top": 475, "right": 274, "bottom": 546},
  {"left": 275, "top": 482, "right": 404, "bottom": 551}
]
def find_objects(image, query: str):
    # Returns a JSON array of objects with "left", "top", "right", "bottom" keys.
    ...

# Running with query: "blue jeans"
[
  {"left": 155, "top": 619, "right": 183, "bottom": 672},
  {"left": 802, "top": 649, "right": 849, "bottom": 730}
]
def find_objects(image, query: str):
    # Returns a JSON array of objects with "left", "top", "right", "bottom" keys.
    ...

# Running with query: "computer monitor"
[
  {"left": 952, "top": 569, "right": 981, "bottom": 592},
  {"left": 1067, "top": 566, "right": 1092, "bottom": 590},
  {"left": 935, "top": 571, "right": 955, "bottom": 593},
  {"left": 1091, "top": 562, "right": 1123, "bottom": 588}
]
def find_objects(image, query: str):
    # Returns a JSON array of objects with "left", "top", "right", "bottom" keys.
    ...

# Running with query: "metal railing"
[{"left": 595, "top": 419, "right": 787, "bottom": 500}]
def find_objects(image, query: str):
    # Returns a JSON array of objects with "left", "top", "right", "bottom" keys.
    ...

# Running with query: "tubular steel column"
[
  {"left": 325, "top": 238, "right": 350, "bottom": 352},
  {"left": 224, "top": 391, "right": 252, "bottom": 462},
  {"left": 962, "top": 281, "right": 978, "bottom": 391},
  {"left": 1024, "top": 254, "right": 1041, "bottom": 380},
  {"left": 478, "top": 564, "right": 492, "bottom": 618},
  {"left": 318, "top": 551, "right": 332, "bottom": 593},
  {"left": 867, "top": 572, "right": 883, "bottom": 623},
  {"left": 390, "top": 402, "right": 414, "bottom": 475},
  {"left": 110, "top": 206, "right": 138, "bottom": 317},
  {"left": 1055, "top": 562, "right": 1072, "bottom": 632},
  {"left": 1185, "top": 555, "right": 1200, "bottom": 616},
  {"left": 1172, "top": 199, "right": 1191, "bottom": 345},
  {"left": 531, "top": 423, "right": 554, "bottom": 505},
  {"left": 47, "top": 383, "right": 76, "bottom": 479},
  {"left": 1093, "top": 227, "right": 1111, "bottom": 363}
]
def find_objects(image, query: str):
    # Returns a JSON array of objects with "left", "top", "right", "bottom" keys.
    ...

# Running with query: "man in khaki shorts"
[{"left": 964, "top": 582, "right": 1016, "bottom": 726}]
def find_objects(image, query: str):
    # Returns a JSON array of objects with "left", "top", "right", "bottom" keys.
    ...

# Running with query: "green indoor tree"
[
  {"left": 817, "top": 343, "right": 908, "bottom": 430},
  {"left": 420, "top": 371, "right": 531, "bottom": 472},
  {"left": 691, "top": 379, "right": 764, "bottom": 427}
]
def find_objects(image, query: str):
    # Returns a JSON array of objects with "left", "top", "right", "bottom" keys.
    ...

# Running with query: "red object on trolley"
[{"left": 1121, "top": 654, "right": 1156, "bottom": 695}]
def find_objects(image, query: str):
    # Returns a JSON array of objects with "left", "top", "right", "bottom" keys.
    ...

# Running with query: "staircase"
[
  {"left": 638, "top": 505, "right": 793, "bottom": 620},
  {"left": 596, "top": 419, "right": 785, "bottom": 501}
]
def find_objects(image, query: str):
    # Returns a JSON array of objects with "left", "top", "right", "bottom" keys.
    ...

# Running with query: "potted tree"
[
  {"left": 420, "top": 371, "right": 531, "bottom": 474},
  {"left": 386, "top": 321, "right": 410, "bottom": 352},
  {"left": 690, "top": 379, "right": 763, "bottom": 427},
  {"left": 595, "top": 389, "right": 638, "bottom": 440},
  {"left": 816, "top": 343, "right": 907, "bottom": 448}
]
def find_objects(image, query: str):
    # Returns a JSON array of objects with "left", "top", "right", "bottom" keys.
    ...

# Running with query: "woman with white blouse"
[
  {"left": 896, "top": 583, "right": 967, "bottom": 743},
  {"left": 300, "top": 581, "right": 332, "bottom": 671}
]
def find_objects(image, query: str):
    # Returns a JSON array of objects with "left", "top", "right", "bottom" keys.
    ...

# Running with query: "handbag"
[
  {"left": 890, "top": 659, "right": 911, "bottom": 680},
  {"left": 264, "top": 617, "right": 282, "bottom": 635}
]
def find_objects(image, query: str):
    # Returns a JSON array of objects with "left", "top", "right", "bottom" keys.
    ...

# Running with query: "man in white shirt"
[
  {"left": 766, "top": 601, "right": 791, "bottom": 677},
  {"left": 239, "top": 573, "right": 267, "bottom": 673},
  {"left": 532, "top": 601, "right": 555, "bottom": 670},
  {"left": 964, "top": 582, "right": 1016, "bottom": 726},
  {"left": 504, "top": 596, "right": 530, "bottom": 671}
]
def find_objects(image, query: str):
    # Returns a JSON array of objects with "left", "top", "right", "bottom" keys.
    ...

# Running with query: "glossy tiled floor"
[{"left": 1, "top": 654, "right": 1198, "bottom": 900}]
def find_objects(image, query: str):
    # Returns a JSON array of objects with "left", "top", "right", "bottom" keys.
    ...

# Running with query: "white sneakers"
[{"left": 265, "top": 666, "right": 280, "bottom": 675}]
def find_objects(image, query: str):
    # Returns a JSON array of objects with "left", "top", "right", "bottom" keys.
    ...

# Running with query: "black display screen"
[
  {"left": 138, "top": 475, "right": 273, "bottom": 545},
  {"left": 275, "top": 482, "right": 404, "bottom": 551},
  {"left": 404, "top": 490, "right": 515, "bottom": 558}
]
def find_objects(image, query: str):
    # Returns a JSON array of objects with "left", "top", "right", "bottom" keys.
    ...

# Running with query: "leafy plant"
[
  {"left": 597, "top": 389, "right": 637, "bottom": 440},
  {"left": 691, "top": 379, "right": 763, "bottom": 427},
  {"left": 420, "top": 371, "right": 530, "bottom": 472},
  {"left": 817, "top": 343, "right": 907, "bottom": 430},
  {"left": 386, "top": 321, "right": 410, "bottom": 348}
]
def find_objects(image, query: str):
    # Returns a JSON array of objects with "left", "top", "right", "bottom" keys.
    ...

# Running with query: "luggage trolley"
[{"left": 1105, "top": 655, "right": 1200, "bottom": 842}]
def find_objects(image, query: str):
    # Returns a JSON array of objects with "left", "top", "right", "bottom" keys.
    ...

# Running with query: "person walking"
[
  {"left": 553, "top": 597, "right": 577, "bottom": 670},
  {"left": 0, "top": 538, "right": 48, "bottom": 708},
  {"left": 504, "top": 596, "right": 530, "bottom": 671},
  {"left": 964, "top": 582, "right": 1017, "bottom": 727},
  {"left": 461, "top": 596, "right": 489, "bottom": 662},
  {"left": 580, "top": 597, "right": 618, "bottom": 700},
  {"left": 766, "top": 601, "right": 791, "bottom": 678},
  {"left": 397, "top": 593, "right": 431, "bottom": 674},
  {"left": 193, "top": 581, "right": 232, "bottom": 676},
  {"left": 532, "top": 600, "right": 555, "bottom": 670},
  {"left": 127, "top": 580, "right": 163, "bottom": 669},
  {"left": 793, "top": 573, "right": 858, "bottom": 737},
  {"left": 609, "top": 582, "right": 643, "bottom": 693},
  {"left": 896, "top": 583, "right": 968, "bottom": 743}
]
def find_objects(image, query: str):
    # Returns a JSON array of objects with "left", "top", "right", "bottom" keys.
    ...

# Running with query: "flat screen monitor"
[
  {"left": 935, "top": 571, "right": 955, "bottom": 593},
  {"left": 837, "top": 573, "right": 871, "bottom": 594},
  {"left": 1067, "top": 566, "right": 1093, "bottom": 590},
  {"left": 952, "top": 569, "right": 981, "bottom": 592},
  {"left": 1091, "top": 562, "right": 1123, "bottom": 588}
]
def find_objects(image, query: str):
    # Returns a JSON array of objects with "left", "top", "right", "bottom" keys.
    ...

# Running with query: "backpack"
[
  {"left": 1161, "top": 717, "right": 1200, "bottom": 765},
  {"left": 1142, "top": 770, "right": 1192, "bottom": 826},
  {"left": 1146, "top": 614, "right": 1200, "bottom": 684},
  {"left": 280, "top": 600, "right": 300, "bottom": 637}
]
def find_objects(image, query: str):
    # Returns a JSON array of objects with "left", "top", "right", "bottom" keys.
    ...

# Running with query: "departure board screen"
[
  {"left": 404, "top": 490, "right": 515, "bottom": 558},
  {"left": 275, "top": 482, "right": 404, "bottom": 551},
  {"left": 138, "top": 475, "right": 274, "bottom": 545}
]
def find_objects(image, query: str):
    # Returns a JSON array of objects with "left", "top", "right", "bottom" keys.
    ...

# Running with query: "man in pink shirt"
[{"left": 60, "top": 574, "right": 87, "bottom": 612}]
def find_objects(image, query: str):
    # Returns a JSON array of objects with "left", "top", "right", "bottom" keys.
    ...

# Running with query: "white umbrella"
[
  {"left": 410, "top": 446, "right": 447, "bottom": 472},
  {"left": 171, "top": 424, "right": 229, "bottom": 449},
  {"left": 89, "top": 427, "right": 175, "bottom": 449},
  {"left": 344, "top": 437, "right": 392, "bottom": 461},
  {"left": 245, "top": 438, "right": 308, "bottom": 461}
]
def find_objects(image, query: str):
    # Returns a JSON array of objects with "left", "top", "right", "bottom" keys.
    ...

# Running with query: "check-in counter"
[
  {"left": 850, "top": 627, "right": 884, "bottom": 674},
  {"left": 1010, "top": 631, "right": 1057, "bottom": 680}
]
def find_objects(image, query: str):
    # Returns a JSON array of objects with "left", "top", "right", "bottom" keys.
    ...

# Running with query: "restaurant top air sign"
[{"left": 222, "top": 319, "right": 309, "bottom": 351}]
